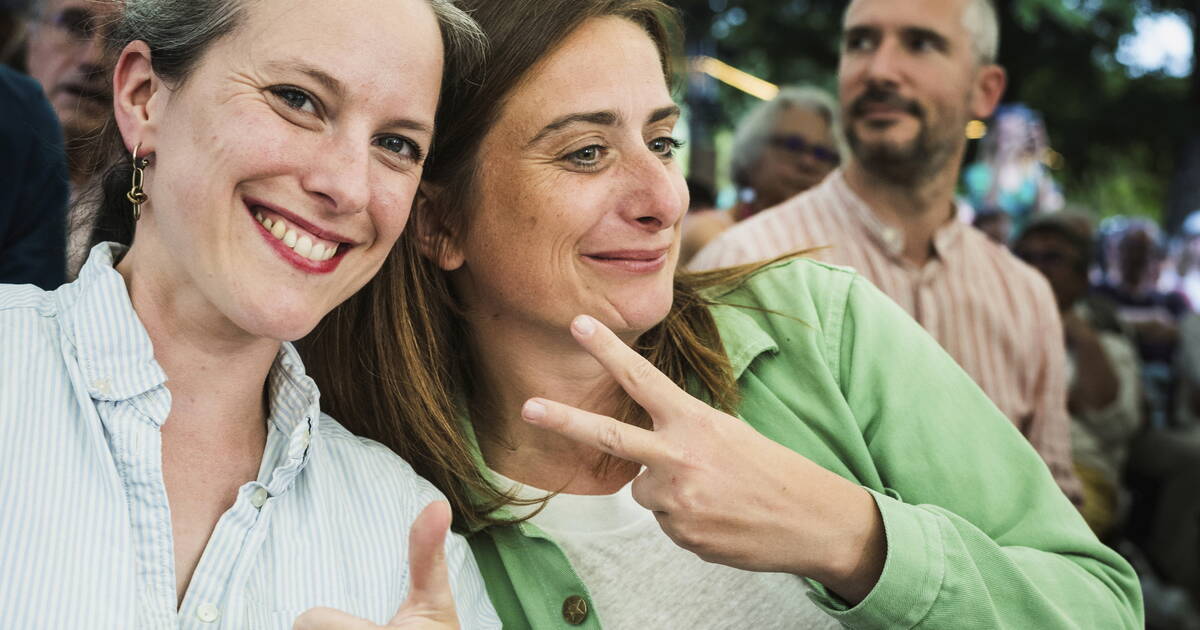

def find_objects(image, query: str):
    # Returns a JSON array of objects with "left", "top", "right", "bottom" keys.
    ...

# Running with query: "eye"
[
  {"left": 565, "top": 144, "right": 607, "bottom": 169},
  {"left": 844, "top": 32, "right": 875, "bottom": 53},
  {"left": 907, "top": 34, "right": 941, "bottom": 53},
  {"left": 374, "top": 135, "right": 424, "bottom": 163},
  {"left": 648, "top": 137, "right": 684, "bottom": 159},
  {"left": 269, "top": 86, "right": 318, "bottom": 115}
]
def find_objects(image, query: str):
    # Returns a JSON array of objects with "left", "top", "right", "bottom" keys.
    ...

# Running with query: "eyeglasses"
[
  {"left": 767, "top": 134, "right": 840, "bottom": 166},
  {"left": 41, "top": 7, "right": 105, "bottom": 45}
]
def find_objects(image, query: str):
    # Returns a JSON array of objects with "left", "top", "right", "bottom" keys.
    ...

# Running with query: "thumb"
[
  {"left": 293, "top": 607, "right": 375, "bottom": 629},
  {"left": 390, "top": 501, "right": 458, "bottom": 627}
]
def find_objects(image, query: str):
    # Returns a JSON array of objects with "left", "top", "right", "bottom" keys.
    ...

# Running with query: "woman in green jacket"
[{"left": 303, "top": 0, "right": 1142, "bottom": 627}]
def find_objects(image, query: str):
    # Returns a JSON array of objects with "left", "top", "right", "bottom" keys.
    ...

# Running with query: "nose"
[
  {"left": 301, "top": 129, "right": 372, "bottom": 215},
  {"left": 619, "top": 152, "right": 685, "bottom": 233},
  {"left": 861, "top": 37, "right": 904, "bottom": 89}
]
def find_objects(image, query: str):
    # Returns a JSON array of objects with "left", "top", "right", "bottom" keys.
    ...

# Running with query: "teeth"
[
  {"left": 295, "top": 235, "right": 313, "bottom": 258},
  {"left": 256, "top": 211, "right": 340, "bottom": 263}
]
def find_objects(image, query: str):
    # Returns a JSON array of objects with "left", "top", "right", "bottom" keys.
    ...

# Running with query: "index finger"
[
  {"left": 523, "top": 397, "right": 669, "bottom": 466},
  {"left": 569, "top": 315, "right": 692, "bottom": 420}
]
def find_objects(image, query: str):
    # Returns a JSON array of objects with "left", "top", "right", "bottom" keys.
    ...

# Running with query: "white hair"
[
  {"left": 964, "top": 0, "right": 1000, "bottom": 65},
  {"left": 729, "top": 86, "right": 842, "bottom": 189}
]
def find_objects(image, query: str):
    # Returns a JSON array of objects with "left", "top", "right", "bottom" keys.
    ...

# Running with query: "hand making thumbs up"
[{"left": 293, "top": 501, "right": 460, "bottom": 629}]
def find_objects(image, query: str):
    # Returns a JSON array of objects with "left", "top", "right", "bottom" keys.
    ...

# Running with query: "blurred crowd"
[{"left": 2, "top": 0, "right": 1196, "bottom": 626}]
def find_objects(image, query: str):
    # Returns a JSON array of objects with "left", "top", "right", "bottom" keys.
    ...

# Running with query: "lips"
[
  {"left": 245, "top": 197, "right": 356, "bottom": 273},
  {"left": 581, "top": 248, "right": 670, "bottom": 274}
]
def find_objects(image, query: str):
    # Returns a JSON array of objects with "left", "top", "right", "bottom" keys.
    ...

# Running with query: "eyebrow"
[
  {"left": 265, "top": 60, "right": 434, "bottom": 135},
  {"left": 527, "top": 105, "right": 682, "bottom": 147}
]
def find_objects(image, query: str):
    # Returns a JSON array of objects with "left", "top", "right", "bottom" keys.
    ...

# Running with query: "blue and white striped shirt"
[{"left": 0, "top": 244, "right": 500, "bottom": 629}]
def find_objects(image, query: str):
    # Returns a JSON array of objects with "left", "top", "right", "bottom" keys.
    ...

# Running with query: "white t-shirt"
[{"left": 495, "top": 472, "right": 842, "bottom": 630}]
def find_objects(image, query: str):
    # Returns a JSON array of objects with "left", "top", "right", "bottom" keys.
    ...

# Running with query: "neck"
[
  {"left": 466, "top": 312, "right": 638, "bottom": 494},
  {"left": 116, "top": 241, "right": 278, "bottom": 437},
  {"left": 843, "top": 158, "right": 961, "bottom": 266}
]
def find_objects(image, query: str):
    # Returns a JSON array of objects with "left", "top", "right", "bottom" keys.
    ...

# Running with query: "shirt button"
[
  {"left": 562, "top": 595, "right": 588, "bottom": 625},
  {"left": 91, "top": 378, "right": 111, "bottom": 396},
  {"left": 299, "top": 429, "right": 311, "bottom": 449},
  {"left": 250, "top": 487, "right": 269, "bottom": 509},
  {"left": 196, "top": 603, "right": 220, "bottom": 623}
]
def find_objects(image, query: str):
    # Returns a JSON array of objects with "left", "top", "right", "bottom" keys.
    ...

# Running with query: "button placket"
[{"left": 195, "top": 602, "right": 220, "bottom": 623}]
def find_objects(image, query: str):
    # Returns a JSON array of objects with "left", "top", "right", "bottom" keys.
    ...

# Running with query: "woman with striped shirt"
[{"left": 0, "top": 0, "right": 500, "bottom": 627}]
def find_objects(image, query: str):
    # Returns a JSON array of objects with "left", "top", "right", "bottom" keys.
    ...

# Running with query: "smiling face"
[
  {"left": 116, "top": 0, "right": 443, "bottom": 341},
  {"left": 438, "top": 16, "right": 686, "bottom": 340},
  {"left": 839, "top": 0, "right": 1004, "bottom": 183}
]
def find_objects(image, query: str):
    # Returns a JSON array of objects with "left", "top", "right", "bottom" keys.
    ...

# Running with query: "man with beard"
[
  {"left": 25, "top": 0, "right": 116, "bottom": 277},
  {"left": 692, "top": 0, "right": 1083, "bottom": 504}
]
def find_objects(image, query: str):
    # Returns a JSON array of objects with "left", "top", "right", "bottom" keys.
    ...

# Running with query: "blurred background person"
[
  {"left": 1, "top": 0, "right": 32, "bottom": 70},
  {"left": 972, "top": 207, "right": 1012, "bottom": 245},
  {"left": 0, "top": 61, "right": 68, "bottom": 288},
  {"left": 24, "top": 0, "right": 117, "bottom": 278},
  {"left": 1096, "top": 217, "right": 1188, "bottom": 428},
  {"left": 692, "top": 0, "right": 1084, "bottom": 503},
  {"left": 1013, "top": 213, "right": 1141, "bottom": 539},
  {"left": 681, "top": 86, "right": 841, "bottom": 265},
  {"left": 962, "top": 103, "right": 1064, "bottom": 233},
  {"left": 727, "top": 85, "right": 841, "bottom": 220}
]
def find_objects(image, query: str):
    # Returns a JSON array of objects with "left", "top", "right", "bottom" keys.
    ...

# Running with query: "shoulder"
[
  {"left": 0, "top": 283, "right": 58, "bottom": 319},
  {"left": 963, "top": 227, "right": 1058, "bottom": 304},
  {"left": 0, "top": 67, "right": 62, "bottom": 139},
  {"left": 311, "top": 413, "right": 445, "bottom": 503},
  {"left": 690, "top": 189, "right": 828, "bottom": 270}
]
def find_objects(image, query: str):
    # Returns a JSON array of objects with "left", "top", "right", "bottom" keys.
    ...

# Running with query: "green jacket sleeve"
[{"left": 808, "top": 275, "right": 1143, "bottom": 629}]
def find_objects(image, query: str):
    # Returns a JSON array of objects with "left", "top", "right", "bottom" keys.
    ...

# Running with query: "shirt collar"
[
  {"left": 831, "top": 169, "right": 967, "bottom": 264},
  {"left": 58, "top": 242, "right": 167, "bottom": 401},
  {"left": 58, "top": 243, "right": 321, "bottom": 483}
]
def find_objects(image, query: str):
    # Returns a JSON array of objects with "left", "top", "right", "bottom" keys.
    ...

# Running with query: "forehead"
[
  {"left": 503, "top": 17, "right": 671, "bottom": 130},
  {"left": 772, "top": 106, "right": 832, "bottom": 136},
  {"left": 221, "top": 0, "right": 443, "bottom": 99},
  {"left": 844, "top": 0, "right": 969, "bottom": 36}
]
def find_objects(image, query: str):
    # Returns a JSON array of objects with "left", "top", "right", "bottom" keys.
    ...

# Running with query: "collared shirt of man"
[
  {"left": 690, "top": 170, "right": 1083, "bottom": 504},
  {"left": 0, "top": 244, "right": 500, "bottom": 629}
]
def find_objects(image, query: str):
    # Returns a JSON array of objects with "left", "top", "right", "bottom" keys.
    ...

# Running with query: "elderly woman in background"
[
  {"left": 305, "top": 0, "right": 1142, "bottom": 627},
  {"left": 0, "top": 0, "right": 500, "bottom": 628},
  {"left": 682, "top": 86, "right": 841, "bottom": 263}
]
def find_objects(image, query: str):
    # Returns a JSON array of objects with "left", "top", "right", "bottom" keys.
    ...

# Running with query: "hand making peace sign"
[{"left": 521, "top": 315, "right": 887, "bottom": 605}]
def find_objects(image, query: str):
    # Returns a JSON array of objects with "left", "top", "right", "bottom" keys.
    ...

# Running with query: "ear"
[
  {"left": 112, "top": 41, "right": 169, "bottom": 156},
  {"left": 969, "top": 64, "right": 1007, "bottom": 120},
  {"left": 413, "top": 181, "right": 465, "bottom": 271}
]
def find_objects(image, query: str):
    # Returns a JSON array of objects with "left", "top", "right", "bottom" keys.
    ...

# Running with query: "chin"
[{"left": 233, "top": 298, "right": 328, "bottom": 343}]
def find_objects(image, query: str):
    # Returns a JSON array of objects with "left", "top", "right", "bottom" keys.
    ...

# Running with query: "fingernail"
[
  {"left": 572, "top": 315, "right": 597, "bottom": 336},
  {"left": 522, "top": 400, "right": 547, "bottom": 422}
]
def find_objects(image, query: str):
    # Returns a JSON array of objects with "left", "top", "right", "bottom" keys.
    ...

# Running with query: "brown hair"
[{"left": 302, "top": 0, "right": 791, "bottom": 529}]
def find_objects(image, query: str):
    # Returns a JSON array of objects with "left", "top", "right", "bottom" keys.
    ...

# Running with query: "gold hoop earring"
[{"left": 127, "top": 143, "right": 150, "bottom": 221}]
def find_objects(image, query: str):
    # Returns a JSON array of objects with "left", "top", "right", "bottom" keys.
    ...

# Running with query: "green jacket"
[{"left": 463, "top": 259, "right": 1143, "bottom": 629}]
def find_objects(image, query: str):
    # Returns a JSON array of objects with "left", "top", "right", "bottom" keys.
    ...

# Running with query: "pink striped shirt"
[{"left": 691, "top": 170, "right": 1083, "bottom": 503}]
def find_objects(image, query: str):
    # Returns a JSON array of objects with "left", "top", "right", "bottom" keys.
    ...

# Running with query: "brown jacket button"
[{"left": 562, "top": 595, "right": 589, "bottom": 625}]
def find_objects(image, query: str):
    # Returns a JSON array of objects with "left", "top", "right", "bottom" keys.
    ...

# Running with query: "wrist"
[{"left": 805, "top": 484, "right": 886, "bottom": 605}]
